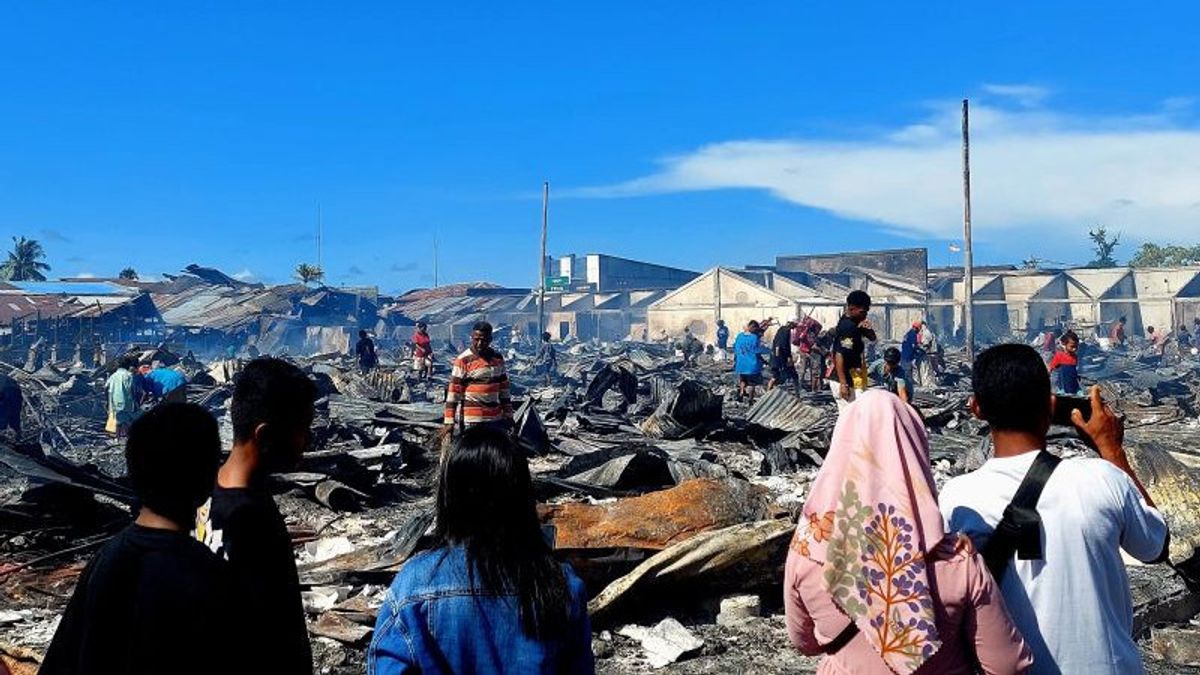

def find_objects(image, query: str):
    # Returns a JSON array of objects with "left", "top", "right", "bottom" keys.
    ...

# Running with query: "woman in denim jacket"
[{"left": 369, "top": 426, "right": 595, "bottom": 675}]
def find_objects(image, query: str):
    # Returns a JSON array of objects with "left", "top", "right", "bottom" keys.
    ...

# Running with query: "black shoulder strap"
[{"left": 982, "top": 451, "right": 1062, "bottom": 582}]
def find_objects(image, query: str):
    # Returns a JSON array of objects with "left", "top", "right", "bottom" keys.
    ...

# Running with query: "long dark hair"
[{"left": 433, "top": 426, "right": 569, "bottom": 639}]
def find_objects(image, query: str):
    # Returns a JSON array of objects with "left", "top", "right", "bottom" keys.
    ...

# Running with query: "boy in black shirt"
[
  {"left": 829, "top": 290, "right": 877, "bottom": 410},
  {"left": 41, "top": 403, "right": 237, "bottom": 675},
  {"left": 196, "top": 357, "right": 317, "bottom": 675}
]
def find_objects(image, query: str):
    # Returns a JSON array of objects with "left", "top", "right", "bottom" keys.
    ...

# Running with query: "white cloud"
[
  {"left": 75, "top": 271, "right": 96, "bottom": 278},
  {"left": 232, "top": 269, "right": 257, "bottom": 282},
  {"left": 981, "top": 83, "right": 1050, "bottom": 107},
  {"left": 573, "top": 91, "right": 1200, "bottom": 244}
]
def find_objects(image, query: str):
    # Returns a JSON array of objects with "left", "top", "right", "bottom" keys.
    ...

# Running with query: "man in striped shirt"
[{"left": 443, "top": 321, "right": 513, "bottom": 431}]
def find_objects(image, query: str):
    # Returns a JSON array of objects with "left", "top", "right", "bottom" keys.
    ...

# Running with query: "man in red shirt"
[{"left": 411, "top": 322, "right": 434, "bottom": 381}]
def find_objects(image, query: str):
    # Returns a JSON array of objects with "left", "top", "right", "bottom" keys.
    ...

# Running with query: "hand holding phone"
[
  {"left": 1067, "top": 386, "right": 1125, "bottom": 462},
  {"left": 1052, "top": 395, "right": 1092, "bottom": 427}
]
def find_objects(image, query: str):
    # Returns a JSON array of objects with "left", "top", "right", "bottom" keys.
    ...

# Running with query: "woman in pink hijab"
[{"left": 784, "top": 389, "right": 1032, "bottom": 675}]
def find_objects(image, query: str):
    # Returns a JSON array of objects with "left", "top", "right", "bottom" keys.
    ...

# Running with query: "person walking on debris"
[
  {"left": 1179, "top": 323, "right": 1194, "bottom": 356},
  {"left": 534, "top": 331, "right": 558, "bottom": 385},
  {"left": 868, "top": 346, "right": 913, "bottom": 404},
  {"left": 369, "top": 426, "right": 595, "bottom": 674},
  {"left": 106, "top": 355, "right": 139, "bottom": 438},
  {"left": 355, "top": 329, "right": 378, "bottom": 374},
  {"left": 768, "top": 320, "right": 799, "bottom": 393},
  {"left": 41, "top": 403, "right": 247, "bottom": 675},
  {"left": 915, "top": 320, "right": 939, "bottom": 387},
  {"left": 940, "top": 345, "right": 1169, "bottom": 675},
  {"left": 411, "top": 322, "right": 434, "bottom": 381},
  {"left": 1109, "top": 316, "right": 1127, "bottom": 349},
  {"left": 784, "top": 390, "right": 1032, "bottom": 675},
  {"left": 0, "top": 373, "right": 21, "bottom": 435},
  {"left": 1047, "top": 330, "right": 1082, "bottom": 395},
  {"left": 901, "top": 320, "right": 920, "bottom": 377},
  {"left": 715, "top": 319, "right": 730, "bottom": 359},
  {"left": 1147, "top": 325, "right": 1167, "bottom": 357},
  {"left": 144, "top": 361, "right": 189, "bottom": 404},
  {"left": 196, "top": 358, "right": 317, "bottom": 675},
  {"left": 733, "top": 320, "right": 770, "bottom": 403},
  {"left": 444, "top": 321, "right": 513, "bottom": 433},
  {"left": 680, "top": 327, "right": 702, "bottom": 367},
  {"left": 793, "top": 316, "right": 823, "bottom": 392},
  {"left": 829, "top": 291, "right": 876, "bottom": 410}
]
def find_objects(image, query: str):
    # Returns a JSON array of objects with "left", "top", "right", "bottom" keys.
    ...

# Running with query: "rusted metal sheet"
[{"left": 539, "top": 478, "right": 768, "bottom": 551}]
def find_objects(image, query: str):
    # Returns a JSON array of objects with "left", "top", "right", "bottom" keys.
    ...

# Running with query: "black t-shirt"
[
  {"left": 772, "top": 326, "right": 793, "bottom": 360},
  {"left": 200, "top": 485, "right": 313, "bottom": 675},
  {"left": 833, "top": 316, "right": 866, "bottom": 384},
  {"left": 41, "top": 524, "right": 242, "bottom": 675}
]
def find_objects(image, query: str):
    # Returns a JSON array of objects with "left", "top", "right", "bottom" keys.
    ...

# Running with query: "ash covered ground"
[{"left": 3, "top": 339, "right": 1200, "bottom": 674}]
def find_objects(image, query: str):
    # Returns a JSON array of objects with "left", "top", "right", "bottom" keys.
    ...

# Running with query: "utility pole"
[
  {"left": 537, "top": 181, "right": 549, "bottom": 337},
  {"left": 433, "top": 232, "right": 439, "bottom": 288},
  {"left": 316, "top": 202, "right": 324, "bottom": 277},
  {"left": 961, "top": 99, "right": 976, "bottom": 361}
]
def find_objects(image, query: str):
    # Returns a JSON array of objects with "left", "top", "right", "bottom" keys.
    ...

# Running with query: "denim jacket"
[{"left": 368, "top": 547, "right": 595, "bottom": 675}]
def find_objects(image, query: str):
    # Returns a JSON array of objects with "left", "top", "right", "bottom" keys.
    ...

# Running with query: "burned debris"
[{"left": 0, "top": 285, "right": 1199, "bottom": 673}]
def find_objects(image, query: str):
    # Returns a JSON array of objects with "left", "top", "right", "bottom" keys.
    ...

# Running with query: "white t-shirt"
[{"left": 940, "top": 451, "right": 1168, "bottom": 675}]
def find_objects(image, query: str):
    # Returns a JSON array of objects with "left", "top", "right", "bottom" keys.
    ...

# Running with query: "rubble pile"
[{"left": 1, "top": 341, "right": 1200, "bottom": 674}]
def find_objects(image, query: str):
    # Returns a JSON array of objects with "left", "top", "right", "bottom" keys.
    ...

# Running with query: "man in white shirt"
[{"left": 940, "top": 343, "right": 1169, "bottom": 675}]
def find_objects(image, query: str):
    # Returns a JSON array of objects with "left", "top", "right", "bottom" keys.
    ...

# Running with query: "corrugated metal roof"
[
  {"left": 746, "top": 388, "right": 832, "bottom": 433},
  {"left": 154, "top": 285, "right": 295, "bottom": 330},
  {"left": 2, "top": 281, "right": 138, "bottom": 296}
]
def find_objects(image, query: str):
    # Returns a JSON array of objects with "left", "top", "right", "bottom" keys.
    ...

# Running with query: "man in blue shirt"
[
  {"left": 145, "top": 364, "right": 189, "bottom": 404},
  {"left": 733, "top": 320, "right": 770, "bottom": 403},
  {"left": 715, "top": 319, "right": 730, "bottom": 351}
]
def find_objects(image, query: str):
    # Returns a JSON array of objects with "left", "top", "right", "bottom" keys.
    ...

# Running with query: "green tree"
[
  {"left": 1087, "top": 227, "right": 1121, "bottom": 268},
  {"left": 295, "top": 263, "right": 324, "bottom": 285},
  {"left": 0, "top": 236, "right": 51, "bottom": 281},
  {"left": 1129, "top": 242, "right": 1200, "bottom": 267},
  {"left": 118, "top": 267, "right": 139, "bottom": 280}
]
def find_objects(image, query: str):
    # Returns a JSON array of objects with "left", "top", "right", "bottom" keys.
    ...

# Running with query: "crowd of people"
[
  {"left": 30, "top": 299, "right": 1178, "bottom": 675},
  {"left": 103, "top": 355, "right": 191, "bottom": 438}
]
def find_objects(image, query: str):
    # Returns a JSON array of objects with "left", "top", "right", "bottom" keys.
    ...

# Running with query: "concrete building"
[
  {"left": 1098, "top": 268, "right": 1200, "bottom": 337},
  {"left": 776, "top": 248, "right": 929, "bottom": 289},
  {"left": 552, "top": 253, "right": 699, "bottom": 293},
  {"left": 647, "top": 268, "right": 796, "bottom": 343},
  {"left": 927, "top": 266, "right": 1200, "bottom": 344},
  {"left": 386, "top": 283, "right": 668, "bottom": 345}
]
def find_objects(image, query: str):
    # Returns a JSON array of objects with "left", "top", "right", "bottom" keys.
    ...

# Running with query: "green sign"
[{"left": 545, "top": 276, "right": 570, "bottom": 290}]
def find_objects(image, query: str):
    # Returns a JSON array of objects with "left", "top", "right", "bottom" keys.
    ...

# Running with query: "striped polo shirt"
[{"left": 444, "top": 348, "right": 513, "bottom": 426}]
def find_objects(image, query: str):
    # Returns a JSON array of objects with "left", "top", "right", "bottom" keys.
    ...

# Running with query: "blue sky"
[{"left": 3, "top": 3, "right": 1199, "bottom": 292}]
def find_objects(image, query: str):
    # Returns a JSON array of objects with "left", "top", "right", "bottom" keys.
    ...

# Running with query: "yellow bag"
[
  {"left": 850, "top": 367, "right": 869, "bottom": 391},
  {"left": 105, "top": 408, "right": 118, "bottom": 434}
]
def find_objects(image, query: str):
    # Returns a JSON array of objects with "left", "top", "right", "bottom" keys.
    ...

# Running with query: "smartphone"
[{"left": 1052, "top": 395, "right": 1092, "bottom": 426}]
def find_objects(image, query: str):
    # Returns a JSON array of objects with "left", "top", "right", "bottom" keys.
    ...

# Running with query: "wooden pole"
[
  {"left": 537, "top": 181, "right": 549, "bottom": 337},
  {"left": 317, "top": 202, "right": 323, "bottom": 278},
  {"left": 961, "top": 99, "right": 976, "bottom": 361},
  {"left": 713, "top": 268, "right": 723, "bottom": 330}
]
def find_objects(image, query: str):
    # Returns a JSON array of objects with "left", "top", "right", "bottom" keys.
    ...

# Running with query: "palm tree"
[
  {"left": 295, "top": 263, "right": 324, "bottom": 285},
  {"left": 0, "top": 236, "right": 51, "bottom": 281},
  {"left": 119, "top": 267, "right": 139, "bottom": 280}
]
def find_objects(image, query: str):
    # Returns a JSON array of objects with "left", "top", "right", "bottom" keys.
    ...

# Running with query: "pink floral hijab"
[{"left": 791, "top": 389, "right": 945, "bottom": 675}]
